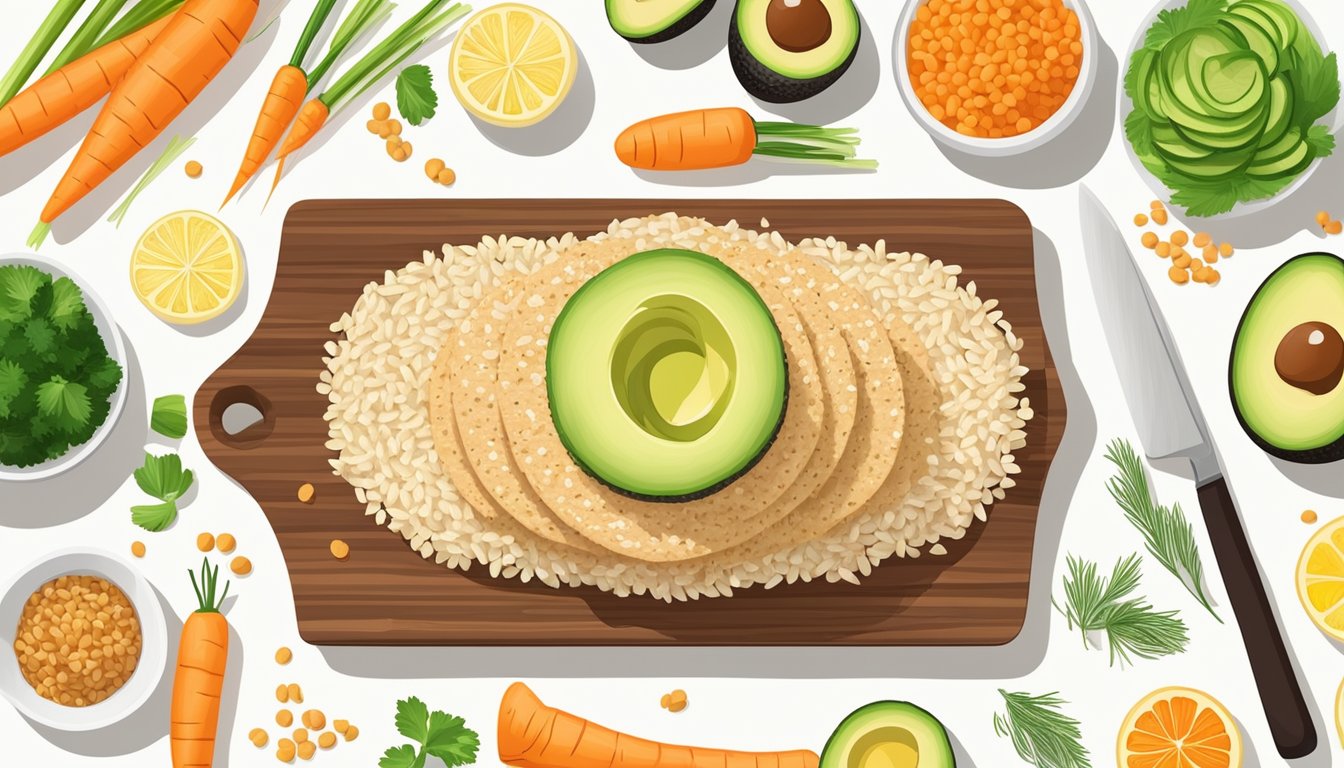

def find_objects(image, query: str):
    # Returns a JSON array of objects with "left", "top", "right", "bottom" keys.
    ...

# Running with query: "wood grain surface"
[{"left": 195, "top": 199, "right": 1065, "bottom": 646}]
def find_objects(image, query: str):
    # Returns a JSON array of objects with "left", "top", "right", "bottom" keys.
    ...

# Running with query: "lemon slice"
[
  {"left": 1297, "top": 515, "right": 1344, "bottom": 641},
  {"left": 449, "top": 3, "right": 577, "bottom": 127},
  {"left": 1337, "top": 678, "right": 1344, "bottom": 747},
  {"left": 131, "top": 210, "right": 243, "bottom": 325}
]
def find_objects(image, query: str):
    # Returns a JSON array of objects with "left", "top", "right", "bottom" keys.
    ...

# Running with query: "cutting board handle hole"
[{"left": 210, "top": 386, "right": 275, "bottom": 448}]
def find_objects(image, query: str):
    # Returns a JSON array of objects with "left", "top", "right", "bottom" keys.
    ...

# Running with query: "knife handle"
[{"left": 1197, "top": 477, "right": 1317, "bottom": 758}]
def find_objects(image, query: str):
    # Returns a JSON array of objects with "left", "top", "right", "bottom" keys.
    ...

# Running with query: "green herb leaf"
[
  {"left": 36, "top": 376, "right": 91, "bottom": 434},
  {"left": 151, "top": 394, "right": 189, "bottom": 439},
  {"left": 1290, "top": 49, "right": 1339, "bottom": 125},
  {"left": 1104, "top": 439, "right": 1220, "bottom": 620},
  {"left": 380, "top": 745, "right": 424, "bottom": 768},
  {"left": 0, "top": 265, "right": 44, "bottom": 322},
  {"left": 1143, "top": 0, "right": 1226, "bottom": 51},
  {"left": 396, "top": 64, "right": 438, "bottom": 126},
  {"left": 395, "top": 696, "right": 431, "bottom": 744},
  {"left": 131, "top": 500, "right": 177, "bottom": 532},
  {"left": 133, "top": 451, "right": 195, "bottom": 503},
  {"left": 994, "top": 690, "right": 1091, "bottom": 768},
  {"left": 1054, "top": 554, "right": 1189, "bottom": 666},
  {"left": 47, "top": 277, "right": 86, "bottom": 331},
  {"left": 425, "top": 710, "right": 480, "bottom": 766}
]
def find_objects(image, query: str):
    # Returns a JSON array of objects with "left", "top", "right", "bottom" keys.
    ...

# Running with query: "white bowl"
[
  {"left": 895, "top": 0, "right": 1100, "bottom": 157},
  {"left": 0, "top": 549, "right": 167, "bottom": 731},
  {"left": 0, "top": 254, "right": 128, "bottom": 481},
  {"left": 1119, "top": 0, "right": 1339, "bottom": 220}
]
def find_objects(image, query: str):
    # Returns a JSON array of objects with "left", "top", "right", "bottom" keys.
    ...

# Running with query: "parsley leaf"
[
  {"left": 425, "top": 711, "right": 480, "bottom": 766},
  {"left": 134, "top": 451, "right": 195, "bottom": 503},
  {"left": 24, "top": 318, "right": 57, "bottom": 358},
  {"left": 130, "top": 501, "right": 178, "bottom": 532},
  {"left": 385, "top": 697, "right": 478, "bottom": 768},
  {"left": 396, "top": 65, "right": 438, "bottom": 126},
  {"left": 1143, "top": 0, "right": 1226, "bottom": 51},
  {"left": 0, "top": 360, "right": 24, "bottom": 417},
  {"left": 0, "top": 265, "right": 44, "bottom": 322},
  {"left": 36, "top": 376, "right": 92, "bottom": 434},
  {"left": 151, "top": 394, "right": 189, "bottom": 439},
  {"left": 47, "top": 277, "right": 85, "bottom": 331}
]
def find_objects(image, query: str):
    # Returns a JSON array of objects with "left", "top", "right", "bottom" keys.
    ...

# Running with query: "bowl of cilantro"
[{"left": 0, "top": 254, "right": 128, "bottom": 481}]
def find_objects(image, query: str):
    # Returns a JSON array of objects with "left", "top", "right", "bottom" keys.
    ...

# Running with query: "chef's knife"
[{"left": 1079, "top": 186, "right": 1316, "bottom": 758}]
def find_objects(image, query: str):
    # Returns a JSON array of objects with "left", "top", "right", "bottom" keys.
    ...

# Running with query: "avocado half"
[
  {"left": 1230, "top": 252, "right": 1344, "bottom": 463},
  {"left": 729, "top": 0, "right": 861, "bottom": 103},
  {"left": 607, "top": 0, "right": 717, "bottom": 44},
  {"left": 820, "top": 700, "right": 956, "bottom": 768},
  {"left": 547, "top": 249, "right": 788, "bottom": 500}
]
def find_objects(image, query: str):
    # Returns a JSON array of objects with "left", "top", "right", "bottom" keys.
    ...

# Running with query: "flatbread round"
[{"left": 498, "top": 238, "right": 826, "bottom": 562}]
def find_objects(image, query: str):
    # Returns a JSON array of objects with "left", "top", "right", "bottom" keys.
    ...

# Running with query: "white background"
[{"left": 2, "top": 0, "right": 1344, "bottom": 765}]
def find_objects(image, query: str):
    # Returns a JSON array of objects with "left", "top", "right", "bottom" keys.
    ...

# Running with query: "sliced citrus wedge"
[
  {"left": 1297, "top": 515, "right": 1344, "bottom": 641},
  {"left": 448, "top": 3, "right": 577, "bottom": 127},
  {"left": 1118, "top": 686, "right": 1242, "bottom": 768},
  {"left": 131, "top": 210, "right": 243, "bottom": 325}
]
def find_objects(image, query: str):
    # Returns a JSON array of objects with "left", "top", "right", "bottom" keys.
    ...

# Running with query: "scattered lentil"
[
  {"left": 318, "top": 731, "right": 337, "bottom": 749},
  {"left": 216, "top": 533, "right": 237, "bottom": 554},
  {"left": 277, "top": 708, "right": 293, "bottom": 727},
  {"left": 231, "top": 556, "right": 253, "bottom": 576},
  {"left": 329, "top": 539, "right": 349, "bottom": 560},
  {"left": 196, "top": 532, "right": 215, "bottom": 552},
  {"left": 131, "top": 541, "right": 146, "bottom": 558},
  {"left": 277, "top": 738, "right": 296, "bottom": 762},
  {"left": 185, "top": 160, "right": 203, "bottom": 178},
  {"left": 303, "top": 709, "right": 326, "bottom": 730},
  {"left": 297, "top": 483, "right": 315, "bottom": 503},
  {"left": 250, "top": 728, "right": 269, "bottom": 748},
  {"left": 1304, "top": 509, "right": 1319, "bottom": 524}
]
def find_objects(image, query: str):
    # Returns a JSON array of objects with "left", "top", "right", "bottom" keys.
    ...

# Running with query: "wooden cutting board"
[{"left": 196, "top": 199, "right": 1065, "bottom": 646}]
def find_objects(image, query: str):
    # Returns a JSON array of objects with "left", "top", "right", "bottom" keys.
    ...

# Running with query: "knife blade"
[{"left": 1079, "top": 186, "right": 1316, "bottom": 758}]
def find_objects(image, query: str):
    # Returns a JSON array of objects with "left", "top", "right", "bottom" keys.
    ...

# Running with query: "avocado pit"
[
  {"left": 1275, "top": 321, "right": 1344, "bottom": 395},
  {"left": 766, "top": 0, "right": 832, "bottom": 53}
]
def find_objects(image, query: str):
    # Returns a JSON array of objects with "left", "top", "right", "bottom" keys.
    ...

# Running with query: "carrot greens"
[
  {"left": 107, "top": 135, "right": 195, "bottom": 227},
  {"left": 91, "top": 0, "right": 184, "bottom": 49},
  {"left": 45, "top": 0, "right": 130, "bottom": 75},
  {"left": 0, "top": 0, "right": 88, "bottom": 109}
]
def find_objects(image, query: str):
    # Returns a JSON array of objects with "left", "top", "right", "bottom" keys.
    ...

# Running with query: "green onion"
[
  {"left": 91, "top": 0, "right": 183, "bottom": 50},
  {"left": 290, "top": 0, "right": 341, "bottom": 69},
  {"left": 107, "top": 135, "right": 196, "bottom": 227},
  {"left": 307, "top": 0, "right": 396, "bottom": 86},
  {"left": 151, "top": 394, "right": 189, "bottom": 439},
  {"left": 752, "top": 121, "right": 877, "bottom": 169},
  {"left": 320, "top": 1, "right": 470, "bottom": 114},
  {"left": 0, "top": 0, "right": 88, "bottom": 108},
  {"left": 45, "top": 0, "right": 129, "bottom": 75}
]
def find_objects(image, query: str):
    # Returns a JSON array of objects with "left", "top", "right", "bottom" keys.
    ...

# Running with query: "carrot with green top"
[
  {"left": 269, "top": 0, "right": 470, "bottom": 193},
  {"left": 222, "top": 0, "right": 393, "bottom": 206},
  {"left": 615, "top": 108, "right": 876, "bottom": 171},
  {"left": 0, "top": 14, "right": 174, "bottom": 158},
  {"left": 170, "top": 558, "right": 231, "bottom": 768},
  {"left": 29, "top": 0, "right": 259, "bottom": 246}
]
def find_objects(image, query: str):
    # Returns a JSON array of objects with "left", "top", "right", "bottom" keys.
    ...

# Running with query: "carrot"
[
  {"left": 34, "top": 0, "right": 259, "bottom": 233},
  {"left": 0, "top": 14, "right": 173, "bottom": 158},
  {"left": 498, "top": 683, "right": 820, "bottom": 768},
  {"left": 171, "top": 558, "right": 231, "bottom": 768},
  {"left": 268, "top": 0, "right": 470, "bottom": 195},
  {"left": 615, "top": 108, "right": 876, "bottom": 172}
]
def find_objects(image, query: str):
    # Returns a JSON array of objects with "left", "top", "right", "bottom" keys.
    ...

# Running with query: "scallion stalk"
[
  {"left": 90, "top": 0, "right": 182, "bottom": 49},
  {"left": 0, "top": 0, "right": 88, "bottom": 108},
  {"left": 307, "top": 0, "right": 396, "bottom": 86},
  {"left": 107, "top": 135, "right": 196, "bottom": 227},
  {"left": 752, "top": 121, "right": 877, "bottom": 169},
  {"left": 45, "top": 0, "right": 129, "bottom": 75},
  {"left": 290, "top": 0, "right": 341, "bottom": 69}
]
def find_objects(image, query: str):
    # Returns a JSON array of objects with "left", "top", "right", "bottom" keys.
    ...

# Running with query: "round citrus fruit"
[
  {"left": 448, "top": 3, "right": 577, "bottom": 127},
  {"left": 131, "top": 210, "right": 244, "bottom": 325},
  {"left": 1117, "top": 686, "right": 1241, "bottom": 768},
  {"left": 1336, "top": 677, "right": 1344, "bottom": 747},
  {"left": 1297, "top": 515, "right": 1344, "bottom": 641}
]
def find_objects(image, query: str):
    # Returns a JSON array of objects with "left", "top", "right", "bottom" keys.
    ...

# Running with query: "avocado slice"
[
  {"left": 1230, "top": 253, "right": 1344, "bottom": 463},
  {"left": 821, "top": 701, "right": 955, "bottom": 768},
  {"left": 547, "top": 249, "right": 787, "bottom": 499},
  {"left": 729, "top": 0, "right": 861, "bottom": 103},
  {"left": 607, "top": 0, "right": 716, "bottom": 44}
]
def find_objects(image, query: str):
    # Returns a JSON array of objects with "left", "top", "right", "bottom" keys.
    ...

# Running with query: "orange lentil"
[
  {"left": 131, "top": 541, "right": 146, "bottom": 558},
  {"left": 1170, "top": 230, "right": 1189, "bottom": 247},
  {"left": 184, "top": 160, "right": 203, "bottom": 179},
  {"left": 1172, "top": 252, "right": 1191, "bottom": 269},
  {"left": 372, "top": 102, "right": 391, "bottom": 121},
  {"left": 1317, "top": 211, "right": 1331, "bottom": 227},
  {"left": 1150, "top": 200, "right": 1164, "bottom": 210},
  {"left": 1155, "top": 241, "right": 1171, "bottom": 258},
  {"left": 1152, "top": 208, "right": 1169, "bottom": 226},
  {"left": 1219, "top": 242, "right": 1234, "bottom": 258},
  {"left": 1140, "top": 231, "right": 1159, "bottom": 249},
  {"left": 1328, "top": 220, "right": 1343, "bottom": 236},
  {"left": 1304, "top": 510, "right": 1319, "bottom": 524},
  {"left": 908, "top": 0, "right": 1083, "bottom": 139},
  {"left": 1192, "top": 232, "right": 1211, "bottom": 248},
  {"left": 1203, "top": 245, "right": 1219, "bottom": 263},
  {"left": 1169, "top": 266, "right": 1190, "bottom": 284},
  {"left": 196, "top": 532, "right": 215, "bottom": 552},
  {"left": 1134, "top": 213, "right": 1149, "bottom": 226}
]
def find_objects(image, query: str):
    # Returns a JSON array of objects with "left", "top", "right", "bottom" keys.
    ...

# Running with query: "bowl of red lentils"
[
  {"left": 897, "top": 0, "right": 1099, "bottom": 157},
  {"left": 0, "top": 549, "right": 166, "bottom": 731}
]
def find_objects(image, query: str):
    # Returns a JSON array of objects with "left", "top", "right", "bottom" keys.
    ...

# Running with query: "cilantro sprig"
[
  {"left": 0, "top": 264, "right": 123, "bottom": 468},
  {"left": 380, "top": 696, "right": 479, "bottom": 768},
  {"left": 130, "top": 451, "right": 195, "bottom": 532}
]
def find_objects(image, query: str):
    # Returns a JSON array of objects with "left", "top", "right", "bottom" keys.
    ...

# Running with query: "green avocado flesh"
[
  {"left": 547, "top": 249, "right": 787, "bottom": 499},
  {"left": 820, "top": 701, "right": 955, "bottom": 768},
  {"left": 730, "top": 0, "right": 860, "bottom": 103},
  {"left": 606, "top": 0, "right": 715, "bottom": 43},
  {"left": 1123, "top": 0, "right": 1338, "bottom": 217},
  {"left": 1231, "top": 253, "right": 1344, "bottom": 462}
]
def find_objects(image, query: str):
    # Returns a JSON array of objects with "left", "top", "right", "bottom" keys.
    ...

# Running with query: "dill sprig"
[
  {"left": 994, "top": 690, "right": 1091, "bottom": 768},
  {"left": 1104, "top": 439, "right": 1221, "bottom": 622},
  {"left": 1055, "top": 554, "right": 1189, "bottom": 666}
]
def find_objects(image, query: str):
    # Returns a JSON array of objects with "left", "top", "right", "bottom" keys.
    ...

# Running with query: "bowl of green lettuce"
[
  {"left": 1122, "top": 0, "right": 1340, "bottom": 219},
  {"left": 0, "top": 255, "right": 127, "bottom": 481}
]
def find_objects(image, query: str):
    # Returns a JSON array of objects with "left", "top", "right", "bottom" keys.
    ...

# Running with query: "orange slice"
[{"left": 1117, "top": 686, "right": 1242, "bottom": 768}]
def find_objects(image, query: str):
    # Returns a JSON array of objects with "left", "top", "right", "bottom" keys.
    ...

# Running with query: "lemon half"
[
  {"left": 449, "top": 3, "right": 577, "bottom": 127},
  {"left": 131, "top": 210, "right": 243, "bottom": 325}
]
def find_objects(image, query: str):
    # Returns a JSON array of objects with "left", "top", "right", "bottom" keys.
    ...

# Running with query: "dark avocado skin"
[
  {"left": 728, "top": 2, "right": 860, "bottom": 103},
  {"left": 1228, "top": 252, "right": 1344, "bottom": 464},
  {"left": 567, "top": 350, "right": 790, "bottom": 504},
  {"left": 614, "top": 0, "right": 717, "bottom": 44}
]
